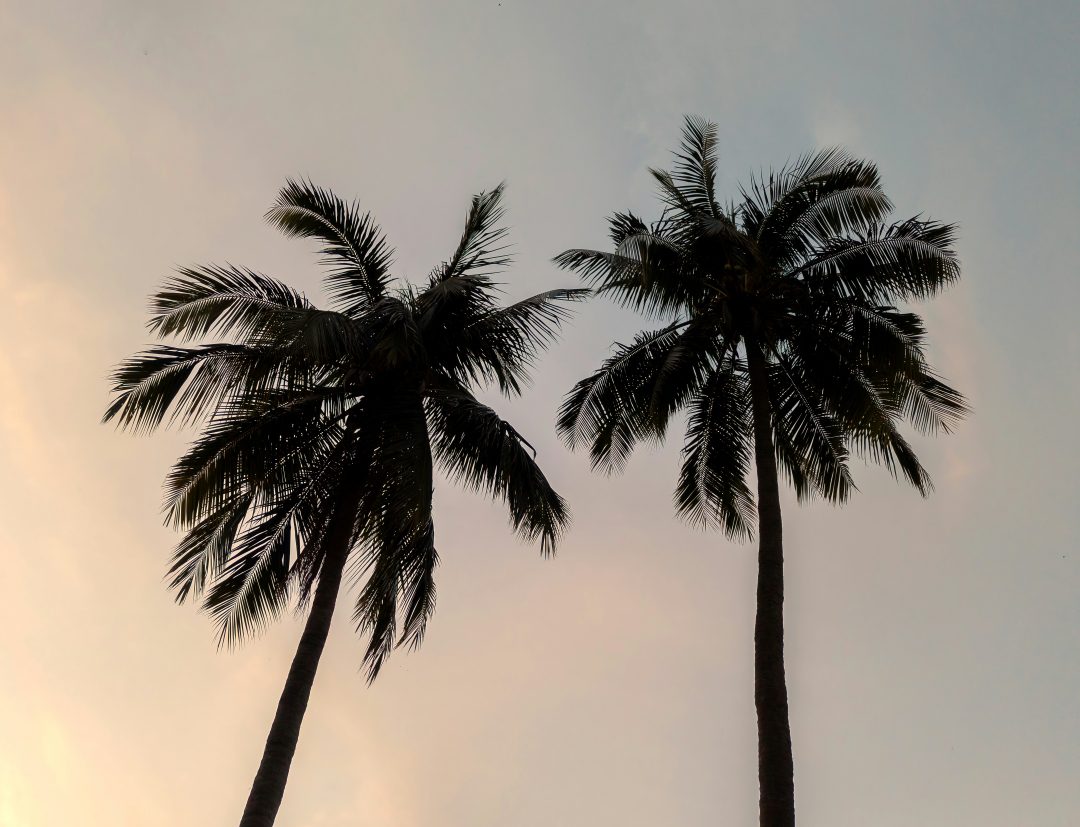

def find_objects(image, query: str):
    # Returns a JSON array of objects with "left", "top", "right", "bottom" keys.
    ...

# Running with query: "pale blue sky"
[{"left": 1, "top": 2, "right": 1078, "bottom": 825}]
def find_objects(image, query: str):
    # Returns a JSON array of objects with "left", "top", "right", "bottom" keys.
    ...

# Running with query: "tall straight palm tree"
[
  {"left": 105, "top": 181, "right": 582, "bottom": 827},
  {"left": 555, "top": 117, "right": 967, "bottom": 827}
]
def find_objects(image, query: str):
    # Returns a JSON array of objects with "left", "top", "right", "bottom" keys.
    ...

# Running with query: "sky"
[{"left": 1, "top": 1, "right": 1078, "bottom": 825}]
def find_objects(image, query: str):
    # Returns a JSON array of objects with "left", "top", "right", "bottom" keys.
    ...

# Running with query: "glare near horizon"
[{"left": 1, "top": 2, "right": 1078, "bottom": 825}]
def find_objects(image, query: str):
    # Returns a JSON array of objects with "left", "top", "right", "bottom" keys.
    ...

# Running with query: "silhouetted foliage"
[
  {"left": 106, "top": 181, "right": 579, "bottom": 826},
  {"left": 556, "top": 116, "right": 967, "bottom": 827}
]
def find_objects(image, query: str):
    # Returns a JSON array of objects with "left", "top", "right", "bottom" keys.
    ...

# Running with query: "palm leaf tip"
[
  {"left": 670, "top": 115, "right": 721, "bottom": 217},
  {"left": 485, "top": 287, "right": 590, "bottom": 340},
  {"left": 430, "top": 183, "right": 512, "bottom": 284}
]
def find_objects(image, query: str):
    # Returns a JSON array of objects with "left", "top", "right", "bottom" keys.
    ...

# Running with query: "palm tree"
[
  {"left": 554, "top": 117, "right": 967, "bottom": 827},
  {"left": 105, "top": 181, "right": 582, "bottom": 827}
]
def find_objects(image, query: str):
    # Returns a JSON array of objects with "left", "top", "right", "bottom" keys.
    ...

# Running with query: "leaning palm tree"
[
  {"left": 105, "top": 181, "right": 581, "bottom": 827},
  {"left": 555, "top": 117, "right": 967, "bottom": 827}
]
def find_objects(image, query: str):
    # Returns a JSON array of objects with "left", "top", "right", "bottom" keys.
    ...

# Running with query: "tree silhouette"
[
  {"left": 106, "top": 181, "right": 581, "bottom": 827},
  {"left": 555, "top": 117, "right": 967, "bottom": 827}
]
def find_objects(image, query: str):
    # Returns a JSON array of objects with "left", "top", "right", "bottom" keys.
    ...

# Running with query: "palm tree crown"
[
  {"left": 106, "top": 181, "right": 581, "bottom": 677},
  {"left": 556, "top": 117, "right": 967, "bottom": 533}
]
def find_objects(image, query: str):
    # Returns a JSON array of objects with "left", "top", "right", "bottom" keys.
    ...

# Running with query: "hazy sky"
[{"left": 1, "top": 1, "right": 1078, "bottom": 825}]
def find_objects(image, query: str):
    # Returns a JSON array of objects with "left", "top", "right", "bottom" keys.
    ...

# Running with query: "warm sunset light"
[{"left": 1, "top": 3, "right": 1077, "bottom": 826}]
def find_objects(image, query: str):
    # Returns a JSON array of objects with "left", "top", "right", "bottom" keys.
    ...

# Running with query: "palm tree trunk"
[
  {"left": 238, "top": 488, "right": 361, "bottom": 827},
  {"left": 745, "top": 340, "right": 795, "bottom": 827}
]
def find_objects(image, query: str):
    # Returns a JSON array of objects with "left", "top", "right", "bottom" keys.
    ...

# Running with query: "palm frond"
[
  {"left": 103, "top": 344, "right": 287, "bottom": 433},
  {"left": 649, "top": 168, "right": 711, "bottom": 226},
  {"left": 779, "top": 184, "right": 891, "bottom": 251},
  {"left": 797, "top": 217, "right": 960, "bottom": 301},
  {"left": 554, "top": 236, "right": 703, "bottom": 319},
  {"left": 780, "top": 323, "right": 947, "bottom": 496},
  {"left": 164, "top": 389, "right": 352, "bottom": 528},
  {"left": 366, "top": 296, "right": 423, "bottom": 369},
  {"left": 351, "top": 393, "right": 434, "bottom": 677},
  {"left": 608, "top": 211, "right": 650, "bottom": 246},
  {"left": 557, "top": 323, "right": 689, "bottom": 472},
  {"left": 248, "top": 306, "right": 372, "bottom": 367},
  {"left": 471, "top": 287, "right": 589, "bottom": 348},
  {"left": 807, "top": 301, "right": 966, "bottom": 435},
  {"left": 675, "top": 365, "right": 756, "bottom": 537},
  {"left": 267, "top": 179, "right": 395, "bottom": 317},
  {"left": 396, "top": 521, "right": 439, "bottom": 652},
  {"left": 204, "top": 435, "right": 350, "bottom": 645},
  {"left": 741, "top": 148, "right": 856, "bottom": 231},
  {"left": 429, "top": 184, "right": 511, "bottom": 284},
  {"left": 647, "top": 321, "right": 727, "bottom": 437},
  {"left": 203, "top": 498, "right": 297, "bottom": 646},
  {"left": 893, "top": 370, "right": 968, "bottom": 436},
  {"left": 167, "top": 494, "right": 253, "bottom": 603},
  {"left": 148, "top": 265, "right": 309, "bottom": 341},
  {"left": 427, "top": 383, "right": 568, "bottom": 554},
  {"left": 447, "top": 288, "right": 589, "bottom": 394},
  {"left": 767, "top": 353, "right": 853, "bottom": 503},
  {"left": 851, "top": 424, "right": 934, "bottom": 495},
  {"left": 669, "top": 115, "right": 721, "bottom": 219},
  {"left": 352, "top": 551, "right": 400, "bottom": 681}
]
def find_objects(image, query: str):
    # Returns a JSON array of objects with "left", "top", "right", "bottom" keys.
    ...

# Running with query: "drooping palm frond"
[
  {"left": 851, "top": 422, "right": 934, "bottom": 494},
  {"left": 766, "top": 350, "right": 853, "bottom": 503},
  {"left": 202, "top": 430, "right": 354, "bottom": 645},
  {"left": 163, "top": 388, "right": 353, "bottom": 529},
  {"left": 557, "top": 323, "right": 690, "bottom": 472},
  {"left": 204, "top": 498, "right": 298, "bottom": 645},
  {"left": 675, "top": 365, "right": 756, "bottom": 537},
  {"left": 427, "top": 382, "right": 568, "bottom": 554},
  {"left": 779, "top": 320, "right": 943, "bottom": 496},
  {"left": 350, "top": 508, "right": 438, "bottom": 680},
  {"left": 802, "top": 300, "right": 968, "bottom": 437},
  {"left": 349, "top": 391, "right": 435, "bottom": 678},
  {"left": 396, "top": 520, "right": 439, "bottom": 652},
  {"left": 646, "top": 320, "right": 730, "bottom": 436},
  {"left": 892, "top": 369, "right": 968, "bottom": 436},
  {"left": 167, "top": 493, "right": 253, "bottom": 604}
]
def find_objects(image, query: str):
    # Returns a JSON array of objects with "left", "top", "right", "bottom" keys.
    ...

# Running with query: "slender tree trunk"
[
  {"left": 238, "top": 487, "right": 362, "bottom": 827},
  {"left": 745, "top": 340, "right": 795, "bottom": 827}
]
